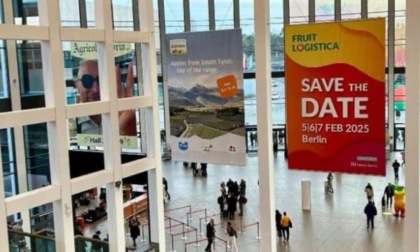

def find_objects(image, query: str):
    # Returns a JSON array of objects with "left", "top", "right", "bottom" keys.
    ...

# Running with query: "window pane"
[
  {"left": 368, "top": 0, "right": 387, "bottom": 17},
  {"left": 191, "top": 0, "right": 208, "bottom": 31},
  {"left": 341, "top": 0, "right": 361, "bottom": 20},
  {"left": 17, "top": 41, "right": 45, "bottom": 101},
  {"left": 215, "top": 0, "right": 234, "bottom": 29},
  {"left": 85, "top": 0, "right": 96, "bottom": 28},
  {"left": 316, "top": 0, "right": 334, "bottom": 22},
  {"left": 14, "top": 0, "right": 40, "bottom": 26},
  {"left": 165, "top": 0, "right": 184, "bottom": 33},
  {"left": 59, "top": 0, "right": 81, "bottom": 27},
  {"left": 0, "top": 41, "right": 8, "bottom": 98},
  {"left": 112, "top": 0, "right": 134, "bottom": 31},
  {"left": 24, "top": 123, "right": 50, "bottom": 191},
  {"left": 290, "top": 0, "right": 308, "bottom": 24}
]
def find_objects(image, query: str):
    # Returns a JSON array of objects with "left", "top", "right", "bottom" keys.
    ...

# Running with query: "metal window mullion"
[
  {"left": 158, "top": 0, "right": 171, "bottom": 154},
  {"left": 361, "top": 0, "right": 367, "bottom": 19},
  {"left": 78, "top": 0, "right": 87, "bottom": 28},
  {"left": 233, "top": 0, "right": 240, "bottom": 28},
  {"left": 0, "top": 146, "right": 7, "bottom": 249},
  {"left": 309, "top": 0, "right": 315, "bottom": 23},
  {"left": 209, "top": 0, "right": 215, "bottom": 30},
  {"left": 335, "top": 0, "right": 341, "bottom": 21},
  {"left": 139, "top": 0, "right": 165, "bottom": 249},
  {"left": 283, "top": 0, "right": 290, "bottom": 26},
  {"left": 387, "top": 0, "right": 395, "bottom": 137},
  {"left": 183, "top": 0, "right": 190, "bottom": 32}
]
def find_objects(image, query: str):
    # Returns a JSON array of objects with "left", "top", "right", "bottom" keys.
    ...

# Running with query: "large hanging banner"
[
  {"left": 285, "top": 19, "right": 386, "bottom": 175},
  {"left": 166, "top": 29, "right": 246, "bottom": 166}
]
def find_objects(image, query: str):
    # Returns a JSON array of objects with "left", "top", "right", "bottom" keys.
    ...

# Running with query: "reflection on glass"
[
  {"left": 59, "top": 0, "right": 81, "bottom": 27},
  {"left": 394, "top": 74, "right": 406, "bottom": 124},
  {"left": 112, "top": 0, "right": 134, "bottom": 31},
  {"left": 0, "top": 41, "right": 8, "bottom": 98},
  {"left": 2, "top": 128, "right": 17, "bottom": 198},
  {"left": 395, "top": 15, "right": 406, "bottom": 67},
  {"left": 17, "top": 41, "right": 45, "bottom": 97},
  {"left": 13, "top": 0, "right": 40, "bottom": 26},
  {"left": 316, "top": 0, "right": 334, "bottom": 21},
  {"left": 23, "top": 123, "right": 50, "bottom": 191}
]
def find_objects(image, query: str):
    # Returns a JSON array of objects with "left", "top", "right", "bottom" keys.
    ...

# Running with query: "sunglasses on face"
[{"left": 80, "top": 74, "right": 99, "bottom": 89}]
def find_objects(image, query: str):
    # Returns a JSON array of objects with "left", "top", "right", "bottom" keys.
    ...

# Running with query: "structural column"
[
  {"left": 405, "top": 0, "right": 420, "bottom": 251},
  {"left": 254, "top": 0, "right": 276, "bottom": 251}
]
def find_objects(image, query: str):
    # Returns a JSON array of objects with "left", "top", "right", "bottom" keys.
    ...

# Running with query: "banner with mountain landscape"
[{"left": 165, "top": 29, "right": 246, "bottom": 166}]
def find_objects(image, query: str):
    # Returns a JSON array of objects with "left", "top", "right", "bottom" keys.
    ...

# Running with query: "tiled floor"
[
  {"left": 161, "top": 151, "right": 405, "bottom": 252},
  {"left": 85, "top": 150, "right": 405, "bottom": 252}
]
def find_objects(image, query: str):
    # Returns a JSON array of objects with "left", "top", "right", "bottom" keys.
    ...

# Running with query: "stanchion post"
[
  {"left": 205, "top": 208, "right": 208, "bottom": 223},
  {"left": 186, "top": 212, "right": 190, "bottom": 229},
  {"left": 256, "top": 222, "right": 261, "bottom": 240},
  {"left": 240, "top": 217, "right": 244, "bottom": 234},
  {"left": 199, "top": 218, "right": 202, "bottom": 236},
  {"left": 196, "top": 229, "right": 199, "bottom": 247},
  {"left": 141, "top": 224, "right": 145, "bottom": 242},
  {"left": 182, "top": 223, "right": 187, "bottom": 240},
  {"left": 169, "top": 218, "right": 172, "bottom": 234},
  {"left": 171, "top": 234, "right": 175, "bottom": 252}
]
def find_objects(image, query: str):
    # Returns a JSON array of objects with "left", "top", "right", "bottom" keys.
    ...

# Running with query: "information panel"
[{"left": 285, "top": 19, "right": 385, "bottom": 175}]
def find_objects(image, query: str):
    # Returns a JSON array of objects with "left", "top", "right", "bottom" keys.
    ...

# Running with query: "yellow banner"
[{"left": 285, "top": 19, "right": 385, "bottom": 82}]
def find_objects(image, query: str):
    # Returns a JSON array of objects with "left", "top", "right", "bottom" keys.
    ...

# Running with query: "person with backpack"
[
  {"left": 281, "top": 212, "right": 292, "bottom": 241},
  {"left": 226, "top": 222, "right": 238, "bottom": 252},
  {"left": 364, "top": 200, "right": 378, "bottom": 229}
]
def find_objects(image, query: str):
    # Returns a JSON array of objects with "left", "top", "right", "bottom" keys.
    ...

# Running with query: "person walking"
[
  {"left": 205, "top": 218, "right": 216, "bottom": 252},
  {"left": 327, "top": 172, "right": 334, "bottom": 193},
  {"left": 384, "top": 183, "right": 395, "bottom": 209},
  {"left": 163, "top": 177, "right": 171, "bottom": 200},
  {"left": 392, "top": 159, "right": 401, "bottom": 182},
  {"left": 280, "top": 212, "right": 292, "bottom": 241},
  {"left": 365, "top": 183, "right": 374, "bottom": 201},
  {"left": 128, "top": 216, "right": 141, "bottom": 247},
  {"left": 364, "top": 201, "right": 378, "bottom": 229},
  {"left": 226, "top": 222, "right": 238, "bottom": 252},
  {"left": 275, "top": 210, "right": 282, "bottom": 238}
]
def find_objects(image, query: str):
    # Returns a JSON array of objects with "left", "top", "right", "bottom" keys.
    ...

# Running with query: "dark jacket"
[
  {"left": 206, "top": 222, "right": 215, "bottom": 238},
  {"left": 364, "top": 202, "right": 377, "bottom": 217},
  {"left": 384, "top": 185, "right": 394, "bottom": 197},
  {"left": 275, "top": 211, "right": 282, "bottom": 231}
]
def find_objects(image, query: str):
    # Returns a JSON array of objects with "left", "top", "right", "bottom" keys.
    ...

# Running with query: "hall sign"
[{"left": 285, "top": 19, "right": 386, "bottom": 175}]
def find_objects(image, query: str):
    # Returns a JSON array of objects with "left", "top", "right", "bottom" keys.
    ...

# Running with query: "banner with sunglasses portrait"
[
  {"left": 68, "top": 42, "right": 138, "bottom": 150},
  {"left": 166, "top": 29, "right": 246, "bottom": 166}
]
